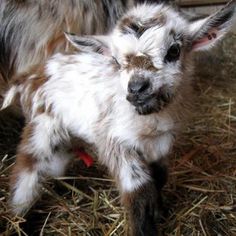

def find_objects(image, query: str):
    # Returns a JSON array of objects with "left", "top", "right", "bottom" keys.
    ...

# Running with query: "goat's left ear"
[
  {"left": 64, "top": 33, "right": 111, "bottom": 56},
  {"left": 189, "top": 0, "right": 235, "bottom": 51}
]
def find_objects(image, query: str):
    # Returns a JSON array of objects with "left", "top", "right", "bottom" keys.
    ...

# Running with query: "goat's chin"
[
  {"left": 135, "top": 104, "right": 156, "bottom": 115},
  {"left": 135, "top": 103, "right": 167, "bottom": 115},
  {"left": 132, "top": 97, "right": 171, "bottom": 115}
]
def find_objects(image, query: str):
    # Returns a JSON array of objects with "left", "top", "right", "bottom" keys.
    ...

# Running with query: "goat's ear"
[
  {"left": 189, "top": 0, "right": 235, "bottom": 51},
  {"left": 64, "top": 33, "right": 111, "bottom": 56}
]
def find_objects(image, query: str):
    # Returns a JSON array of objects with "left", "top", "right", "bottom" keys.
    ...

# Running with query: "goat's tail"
[{"left": 1, "top": 86, "right": 18, "bottom": 110}]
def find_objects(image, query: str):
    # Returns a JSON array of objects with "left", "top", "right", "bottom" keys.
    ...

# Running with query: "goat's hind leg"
[
  {"left": 10, "top": 149, "right": 42, "bottom": 215},
  {"left": 10, "top": 121, "right": 71, "bottom": 215},
  {"left": 10, "top": 154, "right": 71, "bottom": 215}
]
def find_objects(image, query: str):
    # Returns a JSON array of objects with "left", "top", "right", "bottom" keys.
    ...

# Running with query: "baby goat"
[{"left": 2, "top": 2, "right": 235, "bottom": 235}]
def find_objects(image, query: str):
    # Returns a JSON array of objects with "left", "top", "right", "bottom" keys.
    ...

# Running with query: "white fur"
[
  {"left": 120, "top": 159, "right": 150, "bottom": 192},
  {"left": 1, "top": 86, "right": 18, "bottom": 110},
  {"left": 12, "top": 171, "right": 40, "bottom": 214},
  {"left": 46, "top": 151, "right": 72, "bottom": 177}
]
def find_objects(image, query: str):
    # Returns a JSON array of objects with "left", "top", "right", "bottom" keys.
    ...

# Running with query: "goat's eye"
[{"left": 165, "top": 44, "right": 180, "bottom": 63}]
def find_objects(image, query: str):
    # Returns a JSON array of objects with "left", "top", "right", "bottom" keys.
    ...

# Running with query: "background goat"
[
  {"left": 0, "top": 0, "right": 171, "bottom": 83},
  {"left": 1, "top": 1, "right": 235, "bottom": 235}
]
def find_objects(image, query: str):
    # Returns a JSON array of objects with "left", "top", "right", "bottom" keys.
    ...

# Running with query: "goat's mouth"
[{"left": 126, "top": 90, "right": 173, "bottom": 115}]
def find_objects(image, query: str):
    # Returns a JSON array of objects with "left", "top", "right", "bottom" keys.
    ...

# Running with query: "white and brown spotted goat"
[{"left": 2, "top": 2, "right": 235, "bottom": 235}]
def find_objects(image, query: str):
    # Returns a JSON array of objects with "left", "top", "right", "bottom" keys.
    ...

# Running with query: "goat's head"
[{"left": 65, "top": 1, "right": 235, "bottom": 115}]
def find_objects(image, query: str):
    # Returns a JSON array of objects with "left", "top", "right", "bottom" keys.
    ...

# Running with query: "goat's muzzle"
[{"left": 126, "top": 85, "right": 173, "bottom": 115}]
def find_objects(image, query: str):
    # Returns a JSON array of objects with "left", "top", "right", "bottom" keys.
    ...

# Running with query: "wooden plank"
[{"left": 176, "top": 0, "right": 228, "bottom": 7}]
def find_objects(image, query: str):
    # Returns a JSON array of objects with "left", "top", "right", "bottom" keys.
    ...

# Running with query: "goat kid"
[
  {"left": 0, "top": 0, "right": 170, "bottom": 133},
  {"left": 2, "top": 2, "right": 235, "bottom": 235}
]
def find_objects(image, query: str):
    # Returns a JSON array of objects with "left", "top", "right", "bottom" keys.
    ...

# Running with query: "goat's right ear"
[
  {"left": 64, "top": 33, "right": 111, "bottom": 56},
  {"left": 188, "top": 0, "right": 236, "bottom": 51}
]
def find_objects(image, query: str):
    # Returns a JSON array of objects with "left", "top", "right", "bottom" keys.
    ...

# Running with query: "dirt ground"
[{"left": 0, "top": 33, "right": 235, "bottom": 236}]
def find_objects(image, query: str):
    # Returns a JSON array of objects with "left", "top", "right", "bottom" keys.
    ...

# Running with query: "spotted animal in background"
[{"left": 0, "top": 0, "right": 171, "bottom": 83}]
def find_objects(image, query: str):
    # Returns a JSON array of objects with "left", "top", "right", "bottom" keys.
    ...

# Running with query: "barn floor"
[{"left": 0, "top": 33, "right": 236, "bottom": 236}]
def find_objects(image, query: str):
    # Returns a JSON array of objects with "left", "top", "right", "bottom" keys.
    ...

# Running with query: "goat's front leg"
[
  {"left": 101, "top": 146, "right": 159, "bottom": 236},
  {"left": 149, "top": 160, "right": 168, "bottom": 218},
  {"left": 122, "top": 180, "right": 159, "bottom": 236},
  {"left": 149, "top": 160, "right": 168, "bottom": 192}
]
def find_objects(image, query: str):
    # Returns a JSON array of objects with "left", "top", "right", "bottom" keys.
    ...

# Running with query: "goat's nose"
[{"left": 128, "top": 80, "right": 150, "bottom": 94}]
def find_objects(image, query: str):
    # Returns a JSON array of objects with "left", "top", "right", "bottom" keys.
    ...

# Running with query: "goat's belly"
[{"left": 53, "top": 96, "right": 100, "bottom": 144}]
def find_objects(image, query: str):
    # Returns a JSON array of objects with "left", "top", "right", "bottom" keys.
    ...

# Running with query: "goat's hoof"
[{"left": 125, "top": 182, "right": 159, "bottom": 236}]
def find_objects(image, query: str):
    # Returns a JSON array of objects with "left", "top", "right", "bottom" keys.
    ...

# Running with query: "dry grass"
[{"left": 0, "top": 34, "right": 235, "bottom": 236}]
